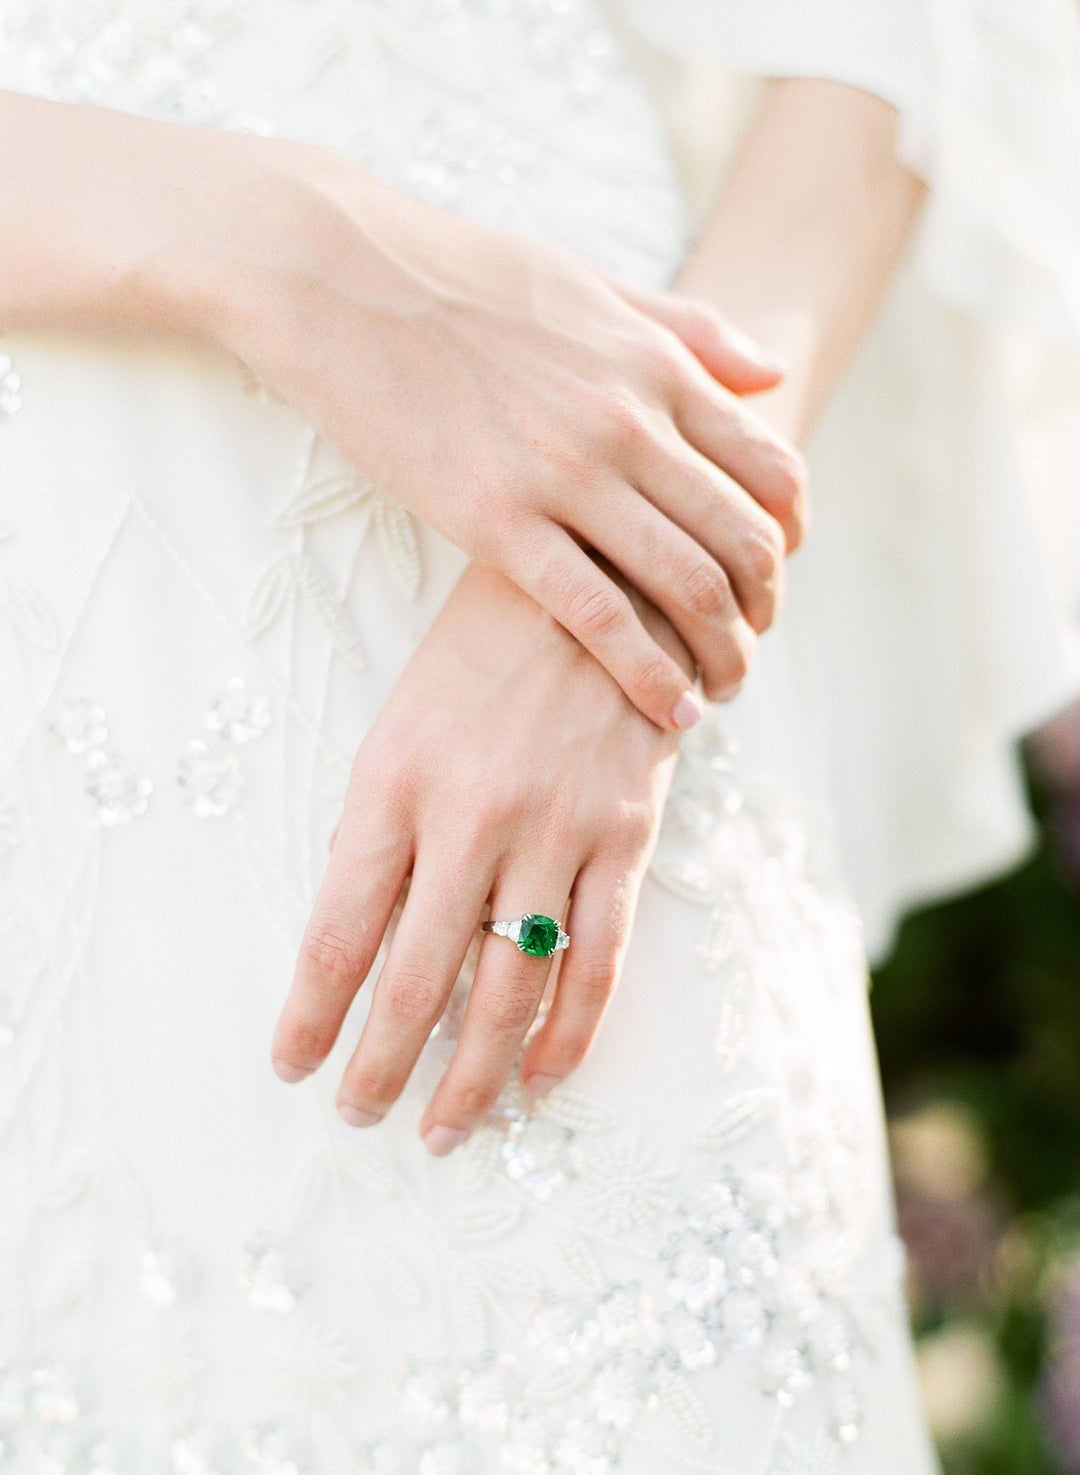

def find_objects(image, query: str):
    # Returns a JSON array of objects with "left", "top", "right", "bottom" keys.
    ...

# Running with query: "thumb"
[{"left": 615, "top": 282, "right": 787, "bottom": 394}]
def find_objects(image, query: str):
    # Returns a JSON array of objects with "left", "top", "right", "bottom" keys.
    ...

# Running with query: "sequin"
[
  {"left": 140, "top": 1243, "right": 200, "bottom": 1307},
  {"left": 51, "top": 699, "right": 108, "bottom": 755},
  {"left": 177, "top": 738, "right": 243, "bottom": 818},
  {"left": 239, "top": 1235, "right": 306, "bottom": 1314},
  {"left": 84, "top": 749, "right": 154, "bottom": 825},
  {"left": 204, "top": 676, "right": 271, "bottom": 744}
]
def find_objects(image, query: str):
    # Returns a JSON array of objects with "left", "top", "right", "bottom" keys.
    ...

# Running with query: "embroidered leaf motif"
[
  {"left": 442, "top": 1199, "right": 523, "bottom": 1247},
  {"left": 373, "top": 496, "right": 422, "bottom": 600},
  {"left": 361, "top": 1241, "right": 423, "bottom": 1306},
  {"left": 694, "top": 1088, "right": 778, "bottom": 1150},
  {"left": 340, "top": 1140, "right": 399, "bottom": 1198},
  {"left": 474, "top": 1253, "right": 544, "bottom": 1302},
  {"left": 290, "top": 1153, "right": 331, "bottom": 1229},
  {"left": 244, "top": 555, "right": 295, "bottom": 640},
  {"left": 536, "top": 1088, "right": 618, "bottom": 1135},
  {"left": 557, "top": 1230, "right": 605, "bottom": 1294},
  {"left": 449, "top": 1271, "right": 488, "bottom": 1360},
  {"left": 274, "top": 473, "right": 374, "bottom": 530},
  {"left": 5, "top": 571, "right": 60, "bottom": 650},
  {"left": 656, "top": 1363, "right": 715, "bottom": 1449},
  {"left": 298, "top": 554, "right": 364, "bottom": 666},
  {"left": 42, "top": 1153, "right": 96, "bottom": 1211}
]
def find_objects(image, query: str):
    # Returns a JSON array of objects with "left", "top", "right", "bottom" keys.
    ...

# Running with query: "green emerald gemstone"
[{"left": 517, "top": 914, "right": 560, "bottom": 957}]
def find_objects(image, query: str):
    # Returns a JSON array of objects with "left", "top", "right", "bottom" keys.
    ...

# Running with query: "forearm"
[
  {"left": 676, "top": 79, "right": 926, "bottom": 443},
  {"left": 0, "top": 89, "right": 333, "bottom": 343}
]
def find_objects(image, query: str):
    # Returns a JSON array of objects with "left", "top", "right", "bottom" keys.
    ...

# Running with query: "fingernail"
[
  {"left": 525, "top": 1073, "right": 561, "bottom": 1097},
  {"left": 273, "top": 1060, "right": 313, "bottom": 1084},
  {"left": 423, "top": 1125, "right": 469, "bottom": 1157},
  {"left": 731, "top": 327, "right": 789, "bottom": 374},
  {"left": 755, "top": 350, "right": 790, "bottom": 375},
  {"left": 672, "top": 691, "right": 703, "bottom": 731},
  {"left": 338, "top": 1103, "right": 383, "bottom": 1128}
]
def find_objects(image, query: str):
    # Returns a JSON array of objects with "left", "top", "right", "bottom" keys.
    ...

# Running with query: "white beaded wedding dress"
[{"left": 1, "top": 1, "right": 1078, "bottom": 1473}]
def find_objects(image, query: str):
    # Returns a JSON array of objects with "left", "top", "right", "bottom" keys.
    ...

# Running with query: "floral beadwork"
[
  {"left": 177, "top": 678, "right": 271, "bottom": 818},
  {"left": 51, "top": 697, "right": 153, "bottom": 825},
  {"left": 177, "top": 738, "right": 245, "bottom": 818},
  {"left": 0, "top": 0, "right": 262, "bottom": 130},
  {"left": 205, "top": 676, "right": 271, "bottom": 745},
  {"left": 351, "top": 1062, "right": 873, "bottom": 1472}
]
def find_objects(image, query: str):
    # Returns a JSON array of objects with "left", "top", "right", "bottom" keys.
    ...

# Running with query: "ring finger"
[{"left": 419, "top": 872, "right": 575, "bottom": 1153}]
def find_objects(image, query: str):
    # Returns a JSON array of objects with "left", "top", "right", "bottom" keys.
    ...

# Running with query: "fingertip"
[
  {"left": 671, "top": 690, "right": 703, "bottom": 732},
  {"left": 273, "top": 1058, "right": 313, "bottom": 1084}
]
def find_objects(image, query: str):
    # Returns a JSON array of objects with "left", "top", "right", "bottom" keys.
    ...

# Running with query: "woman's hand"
[
  {"left": 269, "top": 561, "right": 686, "bottom": 1150},
  {"left": 0, "top": 93, "right": 806, "bottom": 726},
  {"left": 221, "top": 147, "right": 805, "bottom": 729}
]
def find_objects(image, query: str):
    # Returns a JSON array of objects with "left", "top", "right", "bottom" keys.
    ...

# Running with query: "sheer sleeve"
[{"left": 615, "top": 0, "right": 1080, "bottom": 958}]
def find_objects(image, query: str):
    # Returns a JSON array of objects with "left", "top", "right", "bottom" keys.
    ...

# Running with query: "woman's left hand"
[{"left": 270, "top": 561, "right": 686, "bottom": 1152}]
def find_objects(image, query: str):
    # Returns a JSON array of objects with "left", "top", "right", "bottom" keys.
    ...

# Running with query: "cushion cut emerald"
[{"left": 517, "top": 914, "right": 560, "bottom": 957}]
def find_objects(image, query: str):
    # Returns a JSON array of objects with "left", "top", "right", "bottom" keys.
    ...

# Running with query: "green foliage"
[{"left": 872, "top": 792, "right": 1080, "bottom": 1474}]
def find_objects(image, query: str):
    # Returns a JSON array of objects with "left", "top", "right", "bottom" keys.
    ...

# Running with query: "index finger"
[{"left": 271, "top": 812, "right": 411, "bottom": 1082}]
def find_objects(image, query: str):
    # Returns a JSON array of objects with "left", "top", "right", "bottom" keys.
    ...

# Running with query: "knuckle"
[
  {"left": 447, "top": 1080, "right": 500, "bottom": 1121},
  {"left": 275, "top": 1011, "right": 332, "bottom": 1067},
  {"left": 704, "top": 623, "right": 757, "bottom": 698},
  {"left": 683, "top": 297, "right": 723, "bottom": 341},
  {"left": 345, "top": 1066, "right": 400, "bottom": 1112},
  {"left": 629, "top": 648, "right": 675, "bottom": 708},
  {"left": 740, "top": 521, "right": 785, "bottom": 594},
  {"left": 301, "top": 920, "right": 367, "bottom": 991},
  {"left": 595, "top": 389, "right": 652, "bottom": 452},
  {"left": 766, "top": 444, "right": 809, "bottom": 509},
  {"left": 566, "top": 580, "right": 628, "bottom": 643},
  {"left": 383, "top": 967, "right": 444, "bottom": 1024},
  {"left": 476, "top": 977, "right": 540, "bottom": 1034},
  {"left": 682, "top": 557, "right": 731, "bottom": 619}
]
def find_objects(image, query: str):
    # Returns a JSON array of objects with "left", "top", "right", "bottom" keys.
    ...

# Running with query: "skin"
[
  {"left": 0, "top": 90, "right": 806, "bottom": 730},
  {"left": 275, "top": 80, "right": 928, "bottom": 1152},
  {"left": 0, "top": 77, "right": 925, "bottom": 1151}
]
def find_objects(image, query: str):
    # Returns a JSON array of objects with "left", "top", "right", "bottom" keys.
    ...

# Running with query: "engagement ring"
[{"left": 482, "top": 914, "right": 570, "bottom": 958}]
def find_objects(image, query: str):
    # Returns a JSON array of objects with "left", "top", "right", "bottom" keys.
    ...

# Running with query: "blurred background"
[{"left": 875, "top": 703, "right": 1080, "bottom": 1475}]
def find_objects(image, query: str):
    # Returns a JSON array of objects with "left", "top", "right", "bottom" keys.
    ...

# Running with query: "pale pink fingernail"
[
  {"left": 338, "top": 1103, "right": 383, "bottom": 1128},
  {"left": 423, "top": 1125, "right": 469, "bottom": 1157},
  {"left": 273, "top": 1060, "right": 313, "bottom": 1084},
  {"left": 525, "top": 1073, "right": 561, "bottom": 1097},
  {"left": 672, "top": 691, "right": 703, "bottom": 731}
]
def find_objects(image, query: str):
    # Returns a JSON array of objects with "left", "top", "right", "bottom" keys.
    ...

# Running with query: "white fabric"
[
  {"left": 617, "top": 0, "right": 1080, "bottom": 957},
  {"left": 0, "top": 0, "right": 1014, "bottom": 1470}
]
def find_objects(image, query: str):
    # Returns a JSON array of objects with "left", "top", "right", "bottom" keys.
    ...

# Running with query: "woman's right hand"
[
  {"left": 204, "top": 142, "right": 807, "bottom": 729},
  {"left": 0, "top": 97, "right": 806, "bottom": 728}
]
